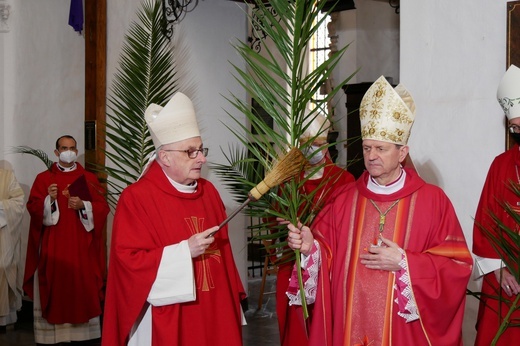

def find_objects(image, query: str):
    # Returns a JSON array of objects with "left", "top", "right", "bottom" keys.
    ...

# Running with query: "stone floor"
[
  {"left": 243, "top": 276, "right": 279, "bottom": 346},
  {"left": 0, "top": 276, "right": 280, "bottom": 346}
]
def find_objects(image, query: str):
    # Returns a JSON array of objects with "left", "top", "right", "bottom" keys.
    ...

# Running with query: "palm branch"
[
  {"left": 95, "top": 0, "right": 178, "bottom": 207},
  {"left": 10, "top": 146, "right": 53, "bottom": 170},
  {"left": 212, "top": 0, "right": 357, "bottom": 318},
  {"left": 469, "top": 179, "right": 520, "bottom": 344}
]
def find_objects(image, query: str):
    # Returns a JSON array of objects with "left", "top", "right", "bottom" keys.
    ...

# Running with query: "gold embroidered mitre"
[{"left": 359, "top": 76, "right": 416, "bottom": 145}]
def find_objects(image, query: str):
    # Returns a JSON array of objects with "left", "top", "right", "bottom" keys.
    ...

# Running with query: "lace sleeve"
[{"left": 286, "top": 240, "right": 321, "bottom": 306}]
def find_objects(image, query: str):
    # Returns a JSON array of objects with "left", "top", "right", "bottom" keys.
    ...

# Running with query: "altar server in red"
[{"left": 274, "top": 112, "right": 354, "bottom": 346}]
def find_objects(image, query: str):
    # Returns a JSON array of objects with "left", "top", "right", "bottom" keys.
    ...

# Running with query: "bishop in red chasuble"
[
  {"left": 286, "top": 76, "right": 473, "bottom": 346},
  {"left": 102, "top": 93, "right": 245, "bottom": 346},
  {"left": 473, "top": 64, "right": 520, "bottom": 345}
]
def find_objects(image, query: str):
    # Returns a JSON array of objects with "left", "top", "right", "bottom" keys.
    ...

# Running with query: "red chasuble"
[
  {"left": 102, "top": 161, "right": 246, "bottom": 346},
  {"left": 276, "top": 160, "right": 354, "bottom": 346},
  {"left": 473, "top": 144, "right": 520, "bottom": 345},
  {"left": 307, "top": 168, "right": 472, "bottom": 346},
  {"left": 23, "top": 163, "right": 109, "bottom": 324}
]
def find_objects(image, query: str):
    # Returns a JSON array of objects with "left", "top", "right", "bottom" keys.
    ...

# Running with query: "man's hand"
[
  {"left": 360, "top": 237, "right": 403, "bottom": 272},
  {"left": 48, "top": 183, "right": 58, "bottom": 201},
  {"left": 68, "top": 196, "right": 85, "bottom": 210},
  {"left": 494, "top": 268, "right": 520, "bottom": 296},
  {"left": 188, "top": 227, "right": 218, "bottom": 258},
  {"left": 286, "top": 221, "right": 314, "bottom": 256}
]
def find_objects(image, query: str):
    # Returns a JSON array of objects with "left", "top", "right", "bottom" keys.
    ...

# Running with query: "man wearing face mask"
[
  {"left": 473, "top": 65, "right": 520, "bottom": 345},
  {"left": 273, "top": 112, "right": 354, "bottom": 346},
  {"left": 23, "top": 135, "right": 109, "bottom": 345}
]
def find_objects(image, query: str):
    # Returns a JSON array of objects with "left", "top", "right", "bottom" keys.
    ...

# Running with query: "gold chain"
[{"left": 369, "top": 198, "right": 400, "bottom": 246}]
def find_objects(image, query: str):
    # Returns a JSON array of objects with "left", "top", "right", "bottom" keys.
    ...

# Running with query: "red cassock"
[
  {"left": 473, "top": 144, "right": 520, "bottom": 345},
  {"left": 276, "top": 160, "right": 354, "bottom": 346},
  {"left": 306, "top": 168, "right": 472, "bottom": 345},
  {"left": 102, "top": 161, "right": 246, "bottom": 346},
  {"left": 23, "top": 163, "right": 109, "bottom": 324}
]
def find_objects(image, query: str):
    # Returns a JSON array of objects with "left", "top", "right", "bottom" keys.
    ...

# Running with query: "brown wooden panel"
[
  {"left": 84, "top": 0, "right": 106, "bottom": 174},
  {"left": 342, "top": 82, "right": 372, "bottom": 179},
  {"left": 507, "top": 1, "right": 520, "bottom": 149},
  {"left": 84, "top": 0, "right": 108, "bottom": 277}
]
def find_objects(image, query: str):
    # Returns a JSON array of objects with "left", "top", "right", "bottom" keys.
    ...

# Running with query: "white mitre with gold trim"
[
  {"left": 360, "top": 76, "right": 416, "bottom": 145},
  {"left": 497, "top": 64, "right": 520, "bottom": 120},
  {"left": 145, "top": 92, "right": 200, "bottom": 149}
]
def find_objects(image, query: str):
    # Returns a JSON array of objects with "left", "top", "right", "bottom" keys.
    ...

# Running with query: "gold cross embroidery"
[{"left": 185, "top": 216, "right": 221, "bottom": 292}]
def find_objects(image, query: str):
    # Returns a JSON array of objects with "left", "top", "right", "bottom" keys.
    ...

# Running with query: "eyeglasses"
[
  {"left": 162, "top": 147, "right": 209, "bottom": 159},
  {"left": 509, "top": 125, "right": 520, "bottom": 134}
]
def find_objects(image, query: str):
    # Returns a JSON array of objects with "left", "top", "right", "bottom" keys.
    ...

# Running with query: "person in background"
[
  {"left": 274, "top": 112, "right": 354, "bottom": 346},
  {"left": 473, "top": 64, "right": 520, "bottom": 345},
  {"left": 102, "top": 92, "right": 245, "bottom": 346},
  {"left": 23, "top": 135, "right": 110, "bottom": 345},
  {"left": 0, "top": 168, "right": 25, "bottom": 332},
  {"left": 286, "top": 76, "right": 473, "bottom": 345}
]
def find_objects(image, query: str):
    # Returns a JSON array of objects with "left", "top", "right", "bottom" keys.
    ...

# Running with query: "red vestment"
[
  {"left": 307, "top": 168, "right": 472, "bottom": 345},
  {"left": 23, "top": 163, "right": 109, "bottom": 324},
  {"left": 276, "top": 160, "right": 354, "bottom": 346},
  {"left": 473, "top": 144, "right": 520, "bottom": 345},
  {"left": 102, "top": 161, "right": 246, "bottom": 346}
]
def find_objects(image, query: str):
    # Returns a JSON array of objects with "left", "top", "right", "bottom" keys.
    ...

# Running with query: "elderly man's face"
[
  {"left": 362, "top": 139, "right": 408, "bottom": 186},
  {"left": 159, "top": 136, "right": 207, "bottom": 185}
]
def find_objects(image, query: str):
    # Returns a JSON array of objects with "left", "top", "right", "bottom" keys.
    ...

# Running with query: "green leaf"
[
  {"left": 10, "top": 146, "right": 53, "bottom": 170},
  {"left": 92, "top": 0, "right": 179, "bottom": 208},
  {"left": 211, "top": 0, "right": 357, "bottom": 319}
]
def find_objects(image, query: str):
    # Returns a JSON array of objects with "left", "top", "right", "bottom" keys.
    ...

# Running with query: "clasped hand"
[
  {"left": 359, "top": 237, "right": 402, "bottom": 272},
  {"left": 68, "top": 196, "right": 85, "bottom": 210},
  {"left": 188, "top": 226, "right": 218, "bottom": 258}
]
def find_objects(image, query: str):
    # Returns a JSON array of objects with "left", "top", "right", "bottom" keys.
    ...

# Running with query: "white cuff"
[
  {"left": 473, "top": 255, "right": 503, "bottom": 279},
  {"left": 148, "top": 240, "right": 195, "bottom": 306}
]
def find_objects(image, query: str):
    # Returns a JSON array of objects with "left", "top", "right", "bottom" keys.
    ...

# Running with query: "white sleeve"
[
  {"left": 147, "top": 240, "right": 196, "bottom": 306},
  {"left": 43, "top": 195, "right": 59, "bottom": 226},
  {"left": 78, "top": 201, "right": 94, "bottom": 232},
  {"left": 473, "top": 255, "right": 504, "bottom": 279}
]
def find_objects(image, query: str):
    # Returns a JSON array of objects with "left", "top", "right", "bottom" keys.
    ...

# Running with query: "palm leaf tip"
[
  {"left": 11, "top": 145, "right": 53, "bottom": 170},
  {"left": 250, "top": 147, "right": 308, "bottom": 200}
]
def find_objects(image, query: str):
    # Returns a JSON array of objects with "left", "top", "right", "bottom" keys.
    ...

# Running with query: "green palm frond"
[
  {"left": 95, "top": 0, "right": 178, "bottom": 207},
  {"left": 11, "top": 146, "right": 53, "bottom": 170},
  {"left": 212, "top": 0, "right": 357, "bottom": 318}
]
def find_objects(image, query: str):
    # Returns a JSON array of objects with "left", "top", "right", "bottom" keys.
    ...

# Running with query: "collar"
[
  {"left": 56, "top": 162, "right": 77, "bottom": 172},
  {"left": 163, "top": 170, "right": 197, "bottom": 193},
  {"left": 367, "top": 167, "right": 406, "bottom": 195}
]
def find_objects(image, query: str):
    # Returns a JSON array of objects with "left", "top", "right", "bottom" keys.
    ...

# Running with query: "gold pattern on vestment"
[
  {"left": 185, "top": 216, "right": 221, "bottom": 291},
  {"left": 359, "top": 76, "right": 415, "bottom": 145}
]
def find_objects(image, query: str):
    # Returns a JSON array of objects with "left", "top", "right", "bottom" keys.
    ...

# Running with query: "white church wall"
[{"left": 401, "top": 0, "right": 510, "bottom": 343}]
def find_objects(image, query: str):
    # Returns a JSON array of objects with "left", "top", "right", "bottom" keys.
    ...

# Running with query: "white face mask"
[
  {"left": 59, "top": 150, "right": 77, "bottom": 164},
  {"left": 304, "top": 145, "right": 325, "bottom": 165}
]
